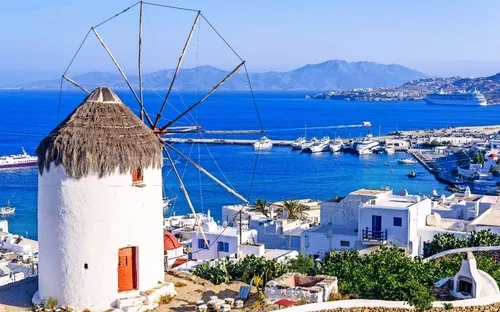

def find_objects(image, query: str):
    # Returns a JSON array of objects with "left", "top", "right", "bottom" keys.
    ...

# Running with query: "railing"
[{"left": 362, "top": 228, "right": 387, "bottom": 241}]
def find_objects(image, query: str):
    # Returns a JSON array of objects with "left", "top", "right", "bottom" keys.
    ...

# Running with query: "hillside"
[{"left": 4, "top": 60, "right": 427, "bottom": 91}]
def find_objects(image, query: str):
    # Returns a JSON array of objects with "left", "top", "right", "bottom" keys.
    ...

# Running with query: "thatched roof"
[{"left": 37, "top": 86, "right": 163, "bottom": 179}]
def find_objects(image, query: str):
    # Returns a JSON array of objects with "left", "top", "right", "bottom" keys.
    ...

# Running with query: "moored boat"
[
  {"left": 384, "top": 147, "right": 396, "bottom": 154},
  {"left": 254, "top": 136, "right": 273, "bottom": 150},
  {"left": 302, "top": 137, "right": 330, "bottom": 153},
  {"left": 408, "top": 171, "right": 416, "bottom": 178},
  {"left": 329, "top": 140, "right": 343, "bottom": 153},
  {"left": 291, "top": 137, "right": 306, "bottom": 150}
]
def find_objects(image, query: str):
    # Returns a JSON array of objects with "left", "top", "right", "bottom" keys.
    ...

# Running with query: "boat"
[
  {"left": 300, "top": 137, "right": 318, "bottom": 150},
  {"left": 0, "top": 148, "right": 37, "bottom": 169},
  {"left": 302, "top": 137, "right": 330, "bottom": 153},
  {"left": 384, "top": 147, "right": 396, "bottom": 154},
  {"left": 408, "top": 171, "right": 416, "bottom": 178},
  {"left": 254, "top": 136, "right": 273, "bottom": 150},
  {"left": 329, "top": 140, "right": 343, "bottom": 153},
  {"left": 291, "top": 137, "right": 306, "bottom": 150},
  {"left": 397, "top": 158, "right": 417, "bottom": 164},
  {"left": 355, "top": 138, "right": 379, "bottom": 155},
  {"left": 362, "top": 121, "right": 372, "bottom": 127},
  {"left": 424, "top": 90, "right": 487, "bottom": 106},
  {"left": 0, "top": 201, "right": 15, "bottom": 216}
]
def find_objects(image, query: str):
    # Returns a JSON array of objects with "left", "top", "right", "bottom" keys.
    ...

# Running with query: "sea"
[{"left": 2, "top": 89, "right": 500, "bottom": 240}]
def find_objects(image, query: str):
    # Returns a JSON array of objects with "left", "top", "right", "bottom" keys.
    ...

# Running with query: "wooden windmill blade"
[{"left": 58, "top": 1, "right": 262, "bottom": 251}]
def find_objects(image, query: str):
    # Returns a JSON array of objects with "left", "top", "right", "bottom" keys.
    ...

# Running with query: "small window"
[
  {"left": 198, "top": 239, "right": 210, "bottom": 249},
  {"left": 132, "top": 168, "right": 143, "bottom": 185},
  {"left": 340, "top": 240, "right": 350, "bottom": 247},
  {"left": 393, "top": 217, "right": 402, "bottom": 227},
  {"left": 218, "top": 241, "right": 229, "bottom": 252},
  {"left": 459, "top": 280, "right": 472, "bottom": 295}
]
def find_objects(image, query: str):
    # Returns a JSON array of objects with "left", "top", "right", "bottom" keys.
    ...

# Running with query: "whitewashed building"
[
  {"left": 191, "top": 220, "right": 258, "bottom": 261},
  {"left": 33, "top": 87, "right": 167, "bottom": 310},
  {"left": 303, "top": 188, "right": 500, "bottom": 258},
  {"left": 302, "top": 189, "right": 431, "bottom": 258}
]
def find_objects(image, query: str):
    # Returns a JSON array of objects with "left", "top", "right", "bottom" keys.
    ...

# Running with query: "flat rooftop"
[
  {"left": 351, "top": 189, "right": 389, "bottom": 196},
  {"left": 263, "top": 249, "right": 297, "bottom": 261},
  {"left": 363, "top": 195, "right": 418, "bottom": 210},
  {"left": 471, "top": 208, "right": 500, "bottom": 227},
  {"left": 305, "top": 224, "right": 357, "bottom": 236}
]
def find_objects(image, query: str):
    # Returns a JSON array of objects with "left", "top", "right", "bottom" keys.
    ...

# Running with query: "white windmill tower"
[{"left": 34, "top": 1, "right": 259, "bottom": 310}]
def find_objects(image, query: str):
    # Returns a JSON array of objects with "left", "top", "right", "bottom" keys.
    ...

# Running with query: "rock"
[
  {"left": 221, "top": 304, "right": 231, "bottom": 312},
  {"left": 210, "top": 295, "right": 219, "bottom": 301},
  {"left": 235, "top": 300, "right": 244, "bottom": 309},
  {"left": 224, "top": 298, "right": 235, "bottom": 307},
  {"left": 197, "top": 304, "right": 208, "bottom": 312},
  {"left": 197, "top": 300, "right": 205, "bottom": 306}
]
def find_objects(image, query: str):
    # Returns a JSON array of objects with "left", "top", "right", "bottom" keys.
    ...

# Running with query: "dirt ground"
[
  {"left": 0, "top": 273, "right": 281, "bottom": 312},
  {"left": 158, "top": 270, "right": 280, "bottom": 312}
]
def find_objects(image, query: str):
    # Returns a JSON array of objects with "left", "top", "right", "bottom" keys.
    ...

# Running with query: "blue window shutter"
[
  {"left": 218, "top": 242, "right": 222, "bottom": 251},
  {"left": 198, "top": 239, "right": 203, "bottom": 249},
  {"left": 225, "top": 242, "right": 229, "bottom": 252}
]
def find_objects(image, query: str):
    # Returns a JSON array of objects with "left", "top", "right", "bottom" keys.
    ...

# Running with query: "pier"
[
  {"left": 164, "top": 137, "right": 296, "bottom": 146},
  {"left": 409, "top": 150, "right": 439, "bottom": 174}
]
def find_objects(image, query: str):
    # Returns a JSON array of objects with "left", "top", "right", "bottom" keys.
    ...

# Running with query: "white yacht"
[
  {"left": 291, "top": 137, "right": 306, "bottom": 150},
  {"left": 254, "top": 136, "right": 273, "bottom": 150},
  {"left": 329, "top": 140, "right": 343, "bottom": 153},
  {"left": 0, "top": 201, "right": 15, "bottom": 216},
  {"left": 397, "top": 158, "right": 417, "bottom": 164},
  {"left": 355, "top": 138, "right": 379, "bottom": 155},
  {"left": 362, "top": 121, "right": 372, "bottom": 127},
  {"left": 424, "top": 90, "right": 487, "bottom": 106},
  {"left": 302, "top": 137, "right": 330, "bottom": 153}
]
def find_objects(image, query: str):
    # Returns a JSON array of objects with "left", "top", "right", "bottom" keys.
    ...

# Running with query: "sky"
[{"left": 1, "top": 0, "right": 500, "bottom": 84}]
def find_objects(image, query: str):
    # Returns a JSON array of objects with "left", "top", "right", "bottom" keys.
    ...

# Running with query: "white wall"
[
  {"left": 0, "top": 220, "right": 8, "bottom": 233},
  {"left": 192, "top": 229, "right": 257, "bottom": 261},
  {"left": 321, "top": 194, "right": 377, "bottom": 227},
  {"left": 358, "top": 207, "right": 410, "bottom": 247},
  {"left": 37, "top": 164, "right": 164, "bottom": 311},
  {"left": 165, "top": 247, "right": 184, "bottom": 268}
]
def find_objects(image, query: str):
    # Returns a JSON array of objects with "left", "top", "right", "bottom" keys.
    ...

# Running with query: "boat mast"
[
  {"left": 138, "top": 0, "right": 144, "bottom": 122},
  {"left": 304, "top": 124, "right": 307, "bottom": 140}
]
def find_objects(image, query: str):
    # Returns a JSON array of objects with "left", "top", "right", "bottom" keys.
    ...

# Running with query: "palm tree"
[
  {"left": 250, "top": 199, "right": 269, "bottom": 217},
  {"left": 281, "top": 200, "right": 306, "bottom": 221}
]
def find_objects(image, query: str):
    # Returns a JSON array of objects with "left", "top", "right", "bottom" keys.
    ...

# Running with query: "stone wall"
[
  {"left": 318, "top": 303, "right": 500, "bottom": 311},
  {"left": 265, "top": 272, "right": 338, "bottom": 303}
]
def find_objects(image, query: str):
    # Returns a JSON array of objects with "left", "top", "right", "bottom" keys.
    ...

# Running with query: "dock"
[
  {"left": 409, "top": 150, "right": 439, "bottom": 174},
  {"left": 165, "top": 138, "right": 296, "bottom": 146}
]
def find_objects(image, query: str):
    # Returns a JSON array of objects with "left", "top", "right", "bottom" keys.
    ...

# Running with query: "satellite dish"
[{"left": 399, "top": 189, "right": 408, "bottom": 196}]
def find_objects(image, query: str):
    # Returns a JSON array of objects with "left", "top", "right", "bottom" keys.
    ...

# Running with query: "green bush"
[{"left": 423, "top": 229, "right": 500, "bottom": 257}]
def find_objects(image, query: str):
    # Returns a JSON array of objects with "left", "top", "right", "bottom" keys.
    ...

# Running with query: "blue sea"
[{"left": 2, "top": 89, "right": 500, "bottom": 240}]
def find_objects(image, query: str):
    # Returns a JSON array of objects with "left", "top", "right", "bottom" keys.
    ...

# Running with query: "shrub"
[
  {"left": 174, "top": 281, "right": 188, "bottom": 287},
  {"left": 157, "top": 294, "right": 174, "bottom": 305},
  {"left": 443, "top": 302, "right": 454, "bottom": 310},
  {"left": 45, "top": 297, "right": 58, "bottom": 310}
]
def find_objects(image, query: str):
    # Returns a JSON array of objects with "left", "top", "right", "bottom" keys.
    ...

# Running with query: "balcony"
[{"left": 362, "top": 228, "right": 387, "bottom": 245}]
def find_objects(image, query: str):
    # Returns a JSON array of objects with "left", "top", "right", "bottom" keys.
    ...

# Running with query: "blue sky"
[{"left": 2, "top": 0, "right": 500, "bottom": 83}]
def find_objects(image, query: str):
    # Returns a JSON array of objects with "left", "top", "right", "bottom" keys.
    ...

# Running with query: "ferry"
[
  {"left": 424, "top": 90, "right": 487, "bottom": 106},
  {"left": 362, "top": 121, "right": 372, "bottom": 127},
  {"left": 253, "top": 136, "right": 273, "bottom": 150},
  {"left": 0, "top": 148, "right": 37, "bottom": 169}
]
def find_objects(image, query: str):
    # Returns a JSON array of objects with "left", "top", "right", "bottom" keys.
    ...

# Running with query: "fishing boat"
[
  {"left": 254, "top": 136, "right": 273, "bottom": 150},
  {"left": 408, "top": 171, "right": 416, "bottom": 178},
  {"left": 0, "top": 201, "right": 15, "bottom": 216},
  {"left": 397, "top": 158, "right": 417, "bottom": 164},
  {"left": 0, "top": 148, "right": 37, "bottom": 169},
  {"left": 329, "top": 140, "right": 343, "bottom": 153}
]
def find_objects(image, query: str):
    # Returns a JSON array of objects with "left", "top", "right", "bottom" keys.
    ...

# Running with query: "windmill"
[{"left": 58, "top": 1, "right": 262, "bottom": 249}]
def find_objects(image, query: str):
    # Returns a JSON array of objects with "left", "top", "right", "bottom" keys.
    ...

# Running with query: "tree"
[
  {"left": 472, "top": 152, "right": 485, "bottom": 164},
  {"left": 281, "top": 200, "right": 307, "bottom": 221},
  {"left": 286, "top": 254, "right": 315, "bottom": 275},
  {"left": 250, "top": 199, "right": 269, "bottom": 217}
]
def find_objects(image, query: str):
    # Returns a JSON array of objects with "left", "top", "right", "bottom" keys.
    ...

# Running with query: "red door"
[{"left": 118, "top": 247, "right": 137, "bottom": 292}]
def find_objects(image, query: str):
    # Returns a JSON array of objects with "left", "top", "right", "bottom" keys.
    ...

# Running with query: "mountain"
[{"left": 5, "top": 60, "right": 427, "bottom": 91}]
